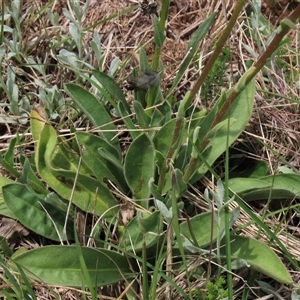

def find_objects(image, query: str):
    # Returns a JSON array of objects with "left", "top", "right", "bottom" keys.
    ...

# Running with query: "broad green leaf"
[
  {"left": 0, "top": 177, "right": 17, "bottom": 219},
  {"left": 92, "top": 70, "right": 131, "bottom": 114},
  {"left": 10, "top": 246, "right": 135, "bottom": 287},
  {"left": 3, "top": 184, "right": 73, "bottom": 241},
  {"left": 153, "top": 119, "right": 176, "bottom": 158},
  {"left": 186, "top": 109, "right": 208, "bottom": 133},
  {"left": 191, "top": 79, "right": 255, "bottom": 182},
  {"left": 172, "top": 168, "right": 187, "bottom": 198},
  {"left": 133, "top": 101, "right": 151, "bottom": 129},
  {"left": 139, "top": 47, "right": 150, "bottom": 71},
  {"left": 180, "top": 211, "right": 226, "bottom": 248},
  {"left": 75, "top": 132, "right": 128, "bottom": 192},
  {"left": 229, "top": 159, "right": 268, "bottom": 178},
  {"left": 19, "top": 156, "right": 48, "bottom": 194},
  {"left": 30, "top": 103, "right": 48, "bottom": 143},
  {"left": 155, "top": 199, "right": 172, "bottom": 223},
  {"left": 155, "top": 118, "right": 187, "bottom": 193},
  {"left": 153, "top": 118, "right": 188, "bottom": 169},
  {"left": 205, "top": 118, "right": 237, "bottom": 140},
  {"left": 154, "top": 150, "right": 165, "bottom": 175},
  {"left": 35, "top": 122, "right": 118, "bottom": 217},
  {"left": 229, "top": 174, "right": 300, "bottom": 201},
  {"left": 118, "top": 101, "right": 140, "bottom": 140},
  {"left": 44, "top": 192, "right": 74, "bottom": 217},
  {"left": 167, "top": 13, "right": 216, "bottom": 94},
  {"left": 0, "top": 174, "right": 15, "bottom": 187},
  {"left": 221, "top": 235, "right": 292, "bottom": 285},
  {"left": 153, "top": 16, "right": 165, "bottom": 48},
  {"left": 50, "top": 139, "right": 92, "bottom": 177},
  {"left": 0, "top": 149, "right": 21, "bottom": 179},
  {"left": 124, "top": 133, "right": 155, "bottom": 199},
  {"left": 98, "top": 148, "right": 123, "bottom": 170},
  {"left": 65, "top": 83, "right": 120, "bottom": 151},
  {"left": 4, "top": 136, "right": 19, "bottom": 166},
  {"left": 120, "top": 211, "right": 163, "bottom": 252},
  {"left": 149, "top": 99, "right": 171, "bottom": 127},
  {"left": 0, "top": 235, "right": 13, "bottom": 257}
]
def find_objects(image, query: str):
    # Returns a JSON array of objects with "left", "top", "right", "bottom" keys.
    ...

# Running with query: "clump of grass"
[
  {"left": 191, "top": 277, "right": 228, "bottom": 300},
  {"left": 200, "top": 46, "right": 231, "bottom": 105},
  {"left": 0, "top": 1, "right": 300, "bottom": 299}
]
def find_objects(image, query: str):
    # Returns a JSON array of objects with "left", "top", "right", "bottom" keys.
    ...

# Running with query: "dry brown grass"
[{"left": 0, "top": 0, "right": 299, "bottom": 299}]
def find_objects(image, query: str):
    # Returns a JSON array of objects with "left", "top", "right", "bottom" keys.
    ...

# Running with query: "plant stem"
[
  {"left": 151, "top": 0, "right": 170, "bottom": 71},
  {"left": 142, "top": 239, "right": 149, "bottom": 300},
  {"left": 186, "top": 1, "right": 247, "bottom": 107},
  {"left": 208, "top": 3, "right": 300, "bottom": 136},
  {"left": 157, "top": 117, "right": 183, "bottom": 193},
  {"left": 147, "top": 0, "right": 170, "bottom": 113},
  {"left": 183, "top": 3, "right": 300, "bottom": 182},
  {"left": 224, "top": 118, "right": 233, "bottom": 299}
]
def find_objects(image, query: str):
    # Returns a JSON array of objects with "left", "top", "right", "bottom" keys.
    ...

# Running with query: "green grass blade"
[
  {"left": 221, "top": 235, "right": 293, "bottom": 285},
  {"left": 65, "top": 83, "right": 120, "bottom": 150},
  {"left": 118, "top": 101, "right": 140, "bottom": 140},
  {"left": 124, "top": 133, "right": 155, "bottom": 201},
  {"left": 3, "top": 183, "right": 73, "bottom": 241},
  {"left": 92, "top": 70, "right": 131, "bottom": 114},
  {"left": 9, "top": 246, "right": 136, "bottom": 287},
  {"left": 167, "top": 13, "right": 216, "bottom": 95}
]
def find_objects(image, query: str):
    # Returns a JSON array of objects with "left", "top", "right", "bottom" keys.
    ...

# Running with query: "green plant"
[
  {"left": 0, "top": 252, "right": 38, "bottom": 300},
  {"left": 192, "top": 277, "right": 228, "bottom": 300},
  {"left": 0, "top": 0, "right": 300, "bottom": 299},
  {"left": 200, "top": 47, "right": 231, "bottom": 103}
]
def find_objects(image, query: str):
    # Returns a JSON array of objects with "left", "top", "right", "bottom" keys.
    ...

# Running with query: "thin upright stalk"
[
  {"left": 152, "top": 0, "right": 170, "bottom": 70},
  {"left": 186, "top": 1, "right": 247, "bottom": 107},
  {"left": 183, "top": 3, "right": 300, "bottom": 182}
]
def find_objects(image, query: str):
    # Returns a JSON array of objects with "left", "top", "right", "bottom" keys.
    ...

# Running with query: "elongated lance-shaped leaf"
[
  {"left": 9, "top": 246, "right": 136, "bottom": 287},
  {"left": 92, "top": 70, "right": 131, "bottom": 114},
  {"left": 221, "top": 235, "right": 292, "bottom": 285},
  {"left": 75, "top": 132, "right": 128, "bottom": 193},
  {"left": 31, "top": 108, "right": 118, "bottom": 217},
  {"left": 139, "top": 47, "right": 151, "bottom": 71},
  {"left": 31, "top": 103, "right": 47, "bottom": 143},
  {"left": 118, "top": 101, "right": 140, "bottom": 140},
  {"left": 120, "top": 211, "right": 163, "bottom": 252},
  {"left": 65, "top": 83, "right": 120, "bottom": 152},
  {"left": 124, "top": 133, "right": 155, "bottom": 201},
  {"left": 133, "top": 101, "right": 151, "bottom": 129},
  {"left": 187, "top": 80, "right": 255, "bottom": 183},
  {"left": 180, "top": 211, "right": 227, "bottom": 248},
  {"left": 153, "top": 15, "right": 165, "bottom": 48},
  {"left": 167, "top": 13, "right": 216, "bottom": 95},
  {"left": 228, "top": 174, "right": 300, "bottom": 201},
  {"left": 3, "top": 184, "right": 73, "bottom": 241},
  {"left": 0, "top": 176, "right": 17, "bottom": 219}
]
